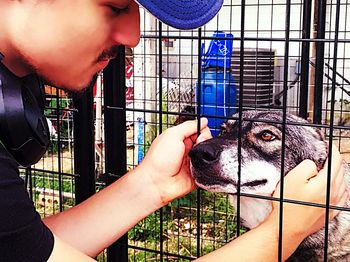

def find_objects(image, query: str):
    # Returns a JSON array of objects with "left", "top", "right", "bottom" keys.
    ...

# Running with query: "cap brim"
[{"left": 136, "top": 0, "right": 223, "bottom": 30}]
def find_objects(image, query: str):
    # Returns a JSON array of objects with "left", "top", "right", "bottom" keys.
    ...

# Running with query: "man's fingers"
[
  {"left": 339, "top": 189, "right": 349, "bottom": 208},
  {"left": 332, "top": 177, "right": 347, "bottom": 207},
  {"left": 329, "top": 146, "right": 343, "bottom": 175},
  {"left": 329, "top": 189, "right": 348, "bottom": 219},
  {"left": 183, "top": 135, "right": 193, "bottom": 148},
  {"left": 333, "top": 164, "right": 344, "bottom": 190},
  {"left": 171, "top": 118, "right": 208, "bottom": 139},
  {"left": 286, "top": 159, "right": 318, "bottom": 185},
  {"left": 313, "top": 146, "right": 343, "bottom": 185},
  {"left": 196, "top": 126, "right": 212, "bottom": 144},
  {"left": 273, "top": 160, "right": 317, "bottom": 199}
]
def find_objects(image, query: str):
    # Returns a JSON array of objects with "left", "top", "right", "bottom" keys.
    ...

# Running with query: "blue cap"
[{"left": 136, "top": 0, "right": 224, "bottom": 30}]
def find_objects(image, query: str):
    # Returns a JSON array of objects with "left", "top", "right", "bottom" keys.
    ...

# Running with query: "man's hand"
[
  {"left": 270, "top": 146, "right": 348, "bottom": 259},
  {"left": 138, "top": 118, "right": 212, "bottom": 205}
]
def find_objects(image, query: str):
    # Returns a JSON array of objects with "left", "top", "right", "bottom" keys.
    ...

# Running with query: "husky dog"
[{"left": 189, "top": 110, "right": 350, "bottom": 261}]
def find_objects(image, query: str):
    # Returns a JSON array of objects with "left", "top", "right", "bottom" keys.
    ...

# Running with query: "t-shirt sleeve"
[{"left": 0, "top": 145, "right": 54, "bottom": 262}]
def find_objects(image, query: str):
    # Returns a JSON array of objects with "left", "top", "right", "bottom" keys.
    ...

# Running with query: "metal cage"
[{"left": 25, "top": 0, "right": 350, "bottom": 261}]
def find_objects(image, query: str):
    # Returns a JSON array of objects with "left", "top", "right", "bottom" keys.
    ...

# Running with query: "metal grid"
[
  {"left": 23, "top": 0, "right": 350, "bottom": 261},
  {"left": 23, "top": 86, "right": 76, "bottom": 217},
  {"left": 121, "top": 0, "right": 350, "bottom": 261}
]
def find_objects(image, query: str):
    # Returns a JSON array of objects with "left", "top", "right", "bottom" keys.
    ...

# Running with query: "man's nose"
[
  {"left": 189, "top": 143, "right": 222, "bottom": 169},
  {"left": 111, "top": 1, "right": 141, "bottom": 48}
]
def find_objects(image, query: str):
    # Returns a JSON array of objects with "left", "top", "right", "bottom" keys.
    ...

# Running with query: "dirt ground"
[{"left": 34, "top": 150, "right": 74, "bottom": 174}]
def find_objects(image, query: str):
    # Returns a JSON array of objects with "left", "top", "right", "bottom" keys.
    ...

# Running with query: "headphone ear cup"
[
  {"left": 22, "top": 74, "right": 46, "bottom": 113},
  {"left": 0, "top": 62, "right": 50, "bottom": 167},
  {"left": 22, "top": 84, "right": 50, "bottom": 147}
]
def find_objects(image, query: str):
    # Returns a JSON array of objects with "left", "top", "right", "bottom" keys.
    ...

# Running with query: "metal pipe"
[
  {"left": 158, "top": 21, "right": 164, "bottom": 262},
  {"left": 73, "top": 82, "right": 95, "bottom": 205},
  {"left": 103, "top": 46, "right": 128, "bottom": 262},
  {"left": 313, "top": 0, "right": 327, "bottom": 124},
  {"left": 299, "top": 0, "right": 313, "bottom": 119},
  {"left": 323, "top": 0, "right": 341, "bottom": 258}
]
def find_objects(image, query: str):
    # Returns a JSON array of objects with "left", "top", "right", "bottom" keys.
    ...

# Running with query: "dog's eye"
[{"left": 260, "top": 131, "right": 276, "bottom": 141}]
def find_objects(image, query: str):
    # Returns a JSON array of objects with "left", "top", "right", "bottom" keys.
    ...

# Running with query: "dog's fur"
[{"left": 189, "top": 110, "right": 350, "bottom": 261}]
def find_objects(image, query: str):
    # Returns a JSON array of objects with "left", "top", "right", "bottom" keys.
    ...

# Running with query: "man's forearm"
[
  {"left": 195, "top": 214, "right": 303, "bottom": 262},
  {"left": 43, "top": 165, "right": 161, "bottom": 257}
]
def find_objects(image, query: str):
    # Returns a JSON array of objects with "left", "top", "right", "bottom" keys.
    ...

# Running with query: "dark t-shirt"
[{"left": 0, "top": 144, "right": 54, "bottom": 262}]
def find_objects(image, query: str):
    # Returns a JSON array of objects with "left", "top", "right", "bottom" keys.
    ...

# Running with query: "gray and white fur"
[{"left": 189, "top": 110, "right": 350, "bottom": 261}]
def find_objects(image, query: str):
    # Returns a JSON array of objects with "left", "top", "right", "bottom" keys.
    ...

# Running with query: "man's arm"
[
  {"left": 48, "top": 234, "right": 95, "bottom": 262},
  {"left": 45, "top": 151, "right": 346, "bottom": 262},
  {"left": 44, "top": 163, "right": 167, "bottom": 257},
  {"left": 196, "top": 150, "right": 347, "bottom": 262},
  {"left": 44, "top": 120, "right": 346, "bottom": 261},
  {"left": 44, "top": 119, "right": 212, "bottom": 258}
]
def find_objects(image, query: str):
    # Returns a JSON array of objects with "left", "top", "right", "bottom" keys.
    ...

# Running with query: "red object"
[
  {"left": 125, "top": 63, "right": 133, "bottom": 79},
  {"left": 93, "top": 82, "right": 97, "bottom": 97}
]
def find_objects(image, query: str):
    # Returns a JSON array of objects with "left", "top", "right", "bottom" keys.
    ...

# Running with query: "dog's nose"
[{"left": 189, "top": 143, "right": 221, "bottom": 168}]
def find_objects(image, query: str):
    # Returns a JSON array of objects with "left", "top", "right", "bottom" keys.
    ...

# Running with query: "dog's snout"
[{"left": 189, "top": 143, "right": 221, "bottom": 168}]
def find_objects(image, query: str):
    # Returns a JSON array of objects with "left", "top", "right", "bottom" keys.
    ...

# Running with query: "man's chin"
[{"left": 43, "top": 73, "right": 99, "bottom": 94}]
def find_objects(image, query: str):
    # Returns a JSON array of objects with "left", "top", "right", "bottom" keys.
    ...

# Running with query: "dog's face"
[{"left": 189, "top": 110, "right": 328, "bottom": 228}]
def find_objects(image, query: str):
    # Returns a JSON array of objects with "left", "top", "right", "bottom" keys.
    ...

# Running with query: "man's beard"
[
  {"left": 13, "top": 44, "right": 119, "bottom": 94},
  {"left": 43, "top": 72, "right": 99, "bottom": 95},
  {"left": 18, "top": 55, "right": 98, "bottom": 94},
  {"left": 97, "top": 45, "right": 120, "bottom": 62}
]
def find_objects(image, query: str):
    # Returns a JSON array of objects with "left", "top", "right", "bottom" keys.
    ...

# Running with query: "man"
[{"left": 0, "top": 1, "right": 347, "bottom": 261}]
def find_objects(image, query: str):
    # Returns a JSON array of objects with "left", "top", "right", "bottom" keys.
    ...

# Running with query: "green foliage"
[
  {"left": 29, "top": 171, "right": 74, "bottom": 193},
  {"left": 46, "top": 122, "right": 71, "bottom": 155},
  {"left": 45, "top": 97, "right": 72, "bottom": 154},
  {"left": 47, "top": 138, "right": 60, "bottom": 155},
  {"left": 129, "top": 212, "right": 160, "bottom": 242},
  {"left": 128, "top": 190, "right": 245, "bottom": 260},
  {"left": 161, "top": 92, "right": 176, "bottom": 129},
  {"left": 128, "top": 250, "right": 159, "bottom": 262},
  {"left": 143, "top": 92, "right": 176, "bottom": 156}
]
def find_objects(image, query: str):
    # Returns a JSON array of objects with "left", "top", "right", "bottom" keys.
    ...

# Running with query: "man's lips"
[
  {"left": 96, "top": 53, "right": 119, "bottom": 69},
  {"left": 96, "top": 59, "right": 111, "bottom": 70},
  {"left": 97, "top": 45, "right": 120, "bottom": 62},
  {"left": 98, "top": 54, "right": 117, "bottom": 62}
]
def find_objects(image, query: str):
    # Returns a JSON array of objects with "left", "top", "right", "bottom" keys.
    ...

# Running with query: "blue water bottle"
[{"left": 197, "top": 31, "right": 237, "bottom": 137}]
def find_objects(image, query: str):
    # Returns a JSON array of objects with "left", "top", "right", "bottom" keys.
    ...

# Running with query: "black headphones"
[{"left": 0, "top": 55, "right": 49, "bottom": 167}]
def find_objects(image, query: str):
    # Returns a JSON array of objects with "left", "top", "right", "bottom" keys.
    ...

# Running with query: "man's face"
[{"left": 10, "top": 0, "right": 140, "bottom": 92}]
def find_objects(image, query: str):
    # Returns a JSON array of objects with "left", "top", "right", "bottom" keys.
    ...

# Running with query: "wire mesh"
[
  {"left": 24, "top": 0, "right": 350, "bottom": 261},
  {"left": 123, "top": 1, "right": 350, "bottom": 261},
  {"left": 23, "top": 85, "right": 76, "bottom": 217}
]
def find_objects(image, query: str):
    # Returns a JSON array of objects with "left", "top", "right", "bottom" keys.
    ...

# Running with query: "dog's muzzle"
[
  {"left": 189, "top": 142, "right": 221, "bottom": 168},
  {"left": 189, "top": 142, "right": 231, "bottom": 186}
]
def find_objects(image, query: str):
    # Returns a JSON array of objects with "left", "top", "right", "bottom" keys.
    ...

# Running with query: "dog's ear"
[
  {"left": 286, "top": 114, "right": 328, "bottom": 171},
  {"left": 220, "top": 122, "right": 228, "bottom": 135},
  {"left": 315, "top": 127, "right": 326, "bottom": 142},
  {"left": 221, "top": 119, "right": 239, "bottom": 135}
]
